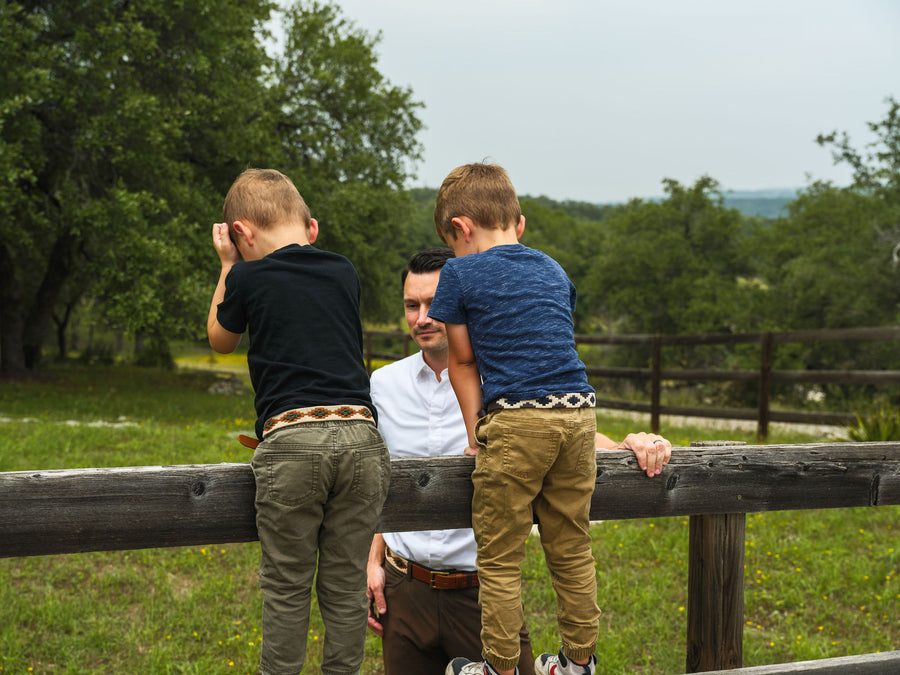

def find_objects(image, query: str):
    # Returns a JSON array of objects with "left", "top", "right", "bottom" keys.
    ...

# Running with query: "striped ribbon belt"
[
  {"left": 237, "top": 404, "right": 374, "bottom": 450},
  {"left": 263, "top": 405, "right": 374, "bottom": 436}
]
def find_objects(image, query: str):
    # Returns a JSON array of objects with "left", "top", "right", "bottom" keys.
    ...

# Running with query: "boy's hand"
[{"left": 212, "top": 222, "right": 240, "bottom": 266}]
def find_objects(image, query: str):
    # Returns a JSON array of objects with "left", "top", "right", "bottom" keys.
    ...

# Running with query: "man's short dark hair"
[{"left": 400, "top": 247, "right": 455, "bottom": 288}]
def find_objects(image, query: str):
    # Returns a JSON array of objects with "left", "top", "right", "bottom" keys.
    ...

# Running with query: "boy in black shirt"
[{"left": 207, "top": 168, "right": 390, "bottom": 675}]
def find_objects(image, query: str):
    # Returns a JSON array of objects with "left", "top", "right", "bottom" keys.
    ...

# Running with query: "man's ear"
[
  {"left": 232, "top": 220, "right": 255, "bottom": 247},
  {"left": 451, "top": 216, "right": 474, "bottom": 243},
  {"left": 515, "top": 215, "right": 525, "bottom": 239},
  {"left": 307, "top": 218, "right": 319, "bottom": 244}
]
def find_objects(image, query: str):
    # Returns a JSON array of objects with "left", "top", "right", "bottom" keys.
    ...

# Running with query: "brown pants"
[{"left": 379, "top": 562, "right": 534, "bottom": 675}]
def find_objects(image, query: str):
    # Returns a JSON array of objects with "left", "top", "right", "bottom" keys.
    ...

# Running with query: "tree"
[
  {"left": 271, "top": 1, "right": 424, "bottom": 320},
  {"left": 816, "top": 96, "right": 900, "bottom": 271},
  {"left": 583, "top": 176, "right": 753, "bottom": 337},
  {"left": 518, "top": 198, "right": 605, "bottom": 330},
  {"left": 0, "top": 0, "right": 276, "bottom": 373},
  {"left": 746, "top": 99, "right": 900, "bottom": 341},
  {"left": 0, "top": 0, "right": 425, "bottom": 373},
  {"left": 753, "top": 183, "right": 898, "bottom": 332}
]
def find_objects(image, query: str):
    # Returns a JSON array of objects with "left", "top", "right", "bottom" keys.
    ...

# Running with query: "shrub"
[{"left": 846, "top": 404, "right": 900, "bottom": 442}]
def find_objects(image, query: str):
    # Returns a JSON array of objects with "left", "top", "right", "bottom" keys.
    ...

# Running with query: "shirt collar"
[{"left": 413, "top": 351, "right": 448, "bottom": 384}]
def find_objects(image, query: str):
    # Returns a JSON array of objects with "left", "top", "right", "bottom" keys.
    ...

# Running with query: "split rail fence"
[
  {"left": 2, "top": 440, "right": 900, "bottom": 673},
  {"left": 365, "top": 325, "right": 900, "bottom": 441}
]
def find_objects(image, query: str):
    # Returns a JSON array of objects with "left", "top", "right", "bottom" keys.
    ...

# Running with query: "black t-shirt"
[{"left": 217, "top": 244, "right": 374, "bottom": 439}]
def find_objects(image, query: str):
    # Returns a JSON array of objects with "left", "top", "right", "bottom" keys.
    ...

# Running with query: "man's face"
[{"left": 404, "top": 270, "right": 447, "bottom": 354}]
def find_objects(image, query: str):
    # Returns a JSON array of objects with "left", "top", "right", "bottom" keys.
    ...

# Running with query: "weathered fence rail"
[
  {"left": 2, "top": 441, "right": 899, "bottom": 673},
  {"left": 365, "top": 325, "right": 900, "bottom": 441}
]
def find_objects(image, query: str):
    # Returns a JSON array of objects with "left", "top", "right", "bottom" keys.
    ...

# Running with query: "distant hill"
[
  {"left": 722, "top": 188, "right": 798, "bottom": 219},
  {"left": 410, "top": 186, "right": 801, "bottom": 222},
  {"left": 606, "top": 188, "right": 800, "bottom": 219}
]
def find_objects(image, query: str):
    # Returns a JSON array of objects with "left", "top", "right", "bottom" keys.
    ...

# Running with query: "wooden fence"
[
  {"left": 365, "top": 326, "right": 900, "bottom": 441},
  {"left": 2, "top": 441, "right": 899, "bottom": 673}
]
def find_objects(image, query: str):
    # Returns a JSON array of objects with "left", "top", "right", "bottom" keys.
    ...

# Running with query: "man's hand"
[
  {"left": 617, "top": 432, "right": 672, "bottom": 477},
  {"left": 366, "top": 561, "right": 387, "bottom": 637}
]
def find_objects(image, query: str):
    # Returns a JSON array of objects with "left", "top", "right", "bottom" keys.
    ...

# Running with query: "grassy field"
[{"left": 0, "top": 359, "right": 897, "bottom": 674}]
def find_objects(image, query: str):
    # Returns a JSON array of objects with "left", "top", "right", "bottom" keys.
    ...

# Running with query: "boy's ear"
[
  {"left": 451, "top": 216, "right": 474, "bottom": 243},
  {"left": 232, "top": 220, "right": 255, "bottom": 246},
  {"left": 307, "top": 218, "right": 319, "bottom": 244},
  {"left": 515, "top": 215, "right": 525, "bottom": 239}
]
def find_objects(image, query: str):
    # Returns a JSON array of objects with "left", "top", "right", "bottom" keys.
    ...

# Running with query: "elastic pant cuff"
[
  {"left": 562, "top": 643, "right": 597, "bottom": 664},
  {"left": 486, "top": 652, "right": 521, "bottom": 672}
]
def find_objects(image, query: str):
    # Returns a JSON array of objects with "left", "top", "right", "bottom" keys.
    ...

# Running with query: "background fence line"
[{"left": 365, "top": 325, "right": 900, "bottom": 441}]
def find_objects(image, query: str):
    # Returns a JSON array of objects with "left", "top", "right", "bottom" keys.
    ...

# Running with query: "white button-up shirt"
[{"left": 371, "top": 351, "right": 478, "bottom": 571}]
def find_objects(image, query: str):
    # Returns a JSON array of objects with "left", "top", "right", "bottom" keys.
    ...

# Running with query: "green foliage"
[
  {"left": 0, "top": 0, "right": 425, "bottom": 371},
  {"left": 2, "top": 0, "right": 896, "bottom": 382},
  {"left": 753, "top": 182, "right": 899, "bottom": 332},
  {"left": 519, "top": 197, "right": 605, "bottom": 329},
  {"left": 847, "top": 404, "right": 900, "bottom": 442},
  {"left": 0, "top": 0, "right": 276, "bottom": 372},
  {"left": 76, "top": 343, "right": 116, "bottom": 368},
  {"left": 817, "top": 96, "right": 900, "bottom": 203},
  {"left": 133, "top": 335, "right": 177, "bottom": 370},
  {"left": 584, "top": 176, "right": 754, "bottom": 337},
  {"left": 270, "top": 1, "right": 424, "bottom": 320}
]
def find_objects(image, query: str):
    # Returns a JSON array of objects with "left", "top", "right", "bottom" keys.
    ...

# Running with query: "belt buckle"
[{"left": 428, "top": 570, "right": 445, "bottom": 589}]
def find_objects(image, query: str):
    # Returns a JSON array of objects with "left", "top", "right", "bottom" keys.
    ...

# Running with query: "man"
[{"left": 366, "top": 247, "right": 672, "bottom": 674}]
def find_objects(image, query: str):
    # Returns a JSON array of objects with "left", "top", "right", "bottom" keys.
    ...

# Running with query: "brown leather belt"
[{"left": 385, "top": 547, "right": 479, "bottom": 590}]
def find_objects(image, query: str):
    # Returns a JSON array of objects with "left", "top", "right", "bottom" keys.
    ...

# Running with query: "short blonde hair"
[
  {"left": 433, "top": 163, "right": 521, "bottom": 244},
  {"left": 223, "top": 168, "right": 311, "bottom": 231}
]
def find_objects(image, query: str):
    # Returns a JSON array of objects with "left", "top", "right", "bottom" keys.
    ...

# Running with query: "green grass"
[{"left": 1, "top": 362, "right": 897, "bottom": 674}]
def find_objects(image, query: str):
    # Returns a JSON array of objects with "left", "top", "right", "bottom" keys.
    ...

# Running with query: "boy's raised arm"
[
  {"left": 207, "top": 223, "right": 243, "bottom": 354},
  {"left": 445, "top": 322, "right": 483, "bottom": 456}
]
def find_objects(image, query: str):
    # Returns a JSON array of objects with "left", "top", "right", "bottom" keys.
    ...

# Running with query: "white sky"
[{"left": 292, "top": 1, "right": 900, "bottom": 203}]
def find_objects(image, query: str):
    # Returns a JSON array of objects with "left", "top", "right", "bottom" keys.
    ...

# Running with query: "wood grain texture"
[{"left": 2, "top": 442, "right": 899, "bottom": 558}]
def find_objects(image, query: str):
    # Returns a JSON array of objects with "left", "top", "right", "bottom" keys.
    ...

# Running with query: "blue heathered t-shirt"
[{"left": 428, "top": 243, "right": 593, "bottom": 406}]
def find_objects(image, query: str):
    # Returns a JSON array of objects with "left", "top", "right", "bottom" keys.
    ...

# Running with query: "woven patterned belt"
[
  {"left": 487, "top": 392, "right": 596, "bottom": 411},
  {"left": 385, "top": 547, "right": 479, "bottom": 590},
  {"left": 263, "top": 404, "right": 374, "bottom": 437}
]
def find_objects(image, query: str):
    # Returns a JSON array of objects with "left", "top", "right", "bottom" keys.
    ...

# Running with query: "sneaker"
[
  {"left": 534, "top": 652, "right": 596, "bottom": 675},
  {"left": 445, "top": 658, "right": 489, "bottom": 675},
  {"left": 445, "top": 658, "right": 513, "bottom": 675}
]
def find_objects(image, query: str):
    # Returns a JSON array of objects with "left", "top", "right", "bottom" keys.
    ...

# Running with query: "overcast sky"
[{"left": 298, "top": 1, "right": 900, "bottom": 203}]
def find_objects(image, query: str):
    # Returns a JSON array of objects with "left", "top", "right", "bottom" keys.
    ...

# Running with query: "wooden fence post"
[
  {"left": 757, "top": 332, "right": 773, "bottom": 443},
  {"left": 651, "top": 335, "right": 662, "bottom": 433},
  {"left": 686, "top": 440, "right": 747, "bottom": 673}
]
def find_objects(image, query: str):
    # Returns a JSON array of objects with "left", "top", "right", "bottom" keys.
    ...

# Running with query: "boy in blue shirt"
[
  {"left": 207, "top": 168, "right": 390, "bottom": 675},
  {"left": 429, "top": 163, "right": 670, "bottom": 675}
]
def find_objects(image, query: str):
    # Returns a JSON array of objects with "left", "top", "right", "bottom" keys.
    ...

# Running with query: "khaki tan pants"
[{"left": 473, "top": 407, "right": 600, "bottom": 671}]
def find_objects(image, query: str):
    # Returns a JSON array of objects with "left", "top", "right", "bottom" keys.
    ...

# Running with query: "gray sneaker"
[
  {"left": 446, "top": 658, "right": 488, "bottom": 675},
  {"left": 534, "top": 652, "right": 596, "bottom": 675},
  {"left": 446, "top": 658, "right": 515, "bottom": 675}
]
